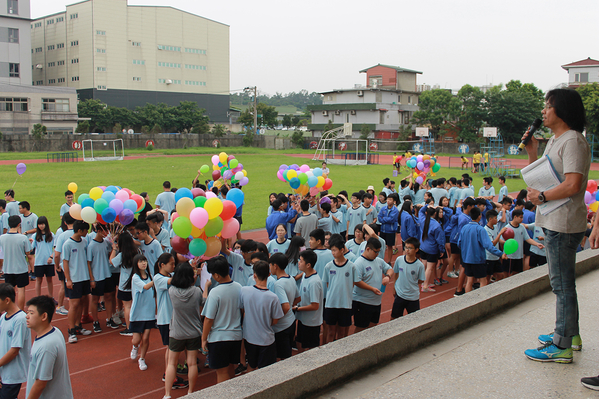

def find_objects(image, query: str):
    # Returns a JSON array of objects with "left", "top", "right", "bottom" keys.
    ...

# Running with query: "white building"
[
  {"left": 1, "top": 0, "right": 32, "bottom": 86},
  {"left": 562, "top": 57, "right": 599, "bottom": 87}
]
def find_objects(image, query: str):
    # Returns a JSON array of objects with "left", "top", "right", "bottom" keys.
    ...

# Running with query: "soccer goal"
[{"left": 82, "top": 139, "right": 124, "bottom": 162}]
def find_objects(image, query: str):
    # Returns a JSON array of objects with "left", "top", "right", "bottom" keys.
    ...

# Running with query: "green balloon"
[
  {"left": 229, "top": 159, "right": 239, "bottom": 169},
  {"left": 504, "top": 238, "right": 519, "bottom": 255},
  {"left": 93, "top": 198, "right": 109, "bottom": 214},
  {"left": 189, "top": 238, "right": 207, "bottom": 257},
  {"left": 432, "top": 163, "right": 441, "bottom": 173},
  {"left": 172, "top": 217, "right": 192, "bottom": 238},
  {"left": 200, "top": 164, "right": 209, "bottom": 174},
  {"left": 194, "top": 196, "right": 207, "bottom": 208},
  {"left": 78, "top": 193, "right": 90, "bottom": 205},
  {"left": 204, "top": 217, "right": 223, "bottom": 237},
  {"left": 298, "top": 172, "right": 308, "bottom": 185}
]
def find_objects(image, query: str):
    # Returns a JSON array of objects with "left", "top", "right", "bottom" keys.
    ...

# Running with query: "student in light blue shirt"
[
  {"left": 222, "top": 239, "right": 256, "bottom": 286},
  {"left": 398, "top": 179, "right": 414, "bottom": 205},
  {"left": 201, "top": 257, "right": 243, "bottom": 382},
  {"left": 53, "top": 213, "right": 75, "bottom": 317},
  {"left": 110, "top": 232, "right": 139, "bottom": 335},
  {"left": 374, "top": 192, "right": 387, "bottom": 225},
  {"left": 0, "top": 283, "right": 31, "bottom": 397},
  {"left": 267, "top": 224, "right": 291, "bottom": 254},
  {"left": 135, "top": 222, "right": 163, "bottom": 269},
  {"left": 362, "top": 193, "right": 377, "bottom": 224},
  {"left": 3, "top": 190, "right": 18, "bottom": 217},
  {"left": 308, "top": 229, "right": 334, "bottom": 281},
  {"left": 155, "top": 182, "right": 176, "bottom": 215},
  {"left": 59, "top": 190, "right": 74, "bottom": 218},
  {"left": 429, "top": 179, "right": 449, "bottom": 205},
  {"left": 346, "top": 225, "right": 365, "bottom": 257},
  {"left": 329, "top": 200, "right": 344, "bottom": 235},
  {"left": 32, "top": 216, "right": 55, "bottom": 299},
  {"left": 284, "top": 236, "right": 305, "bottom": 290},
  {"left": 391, "top": 237, "right": 425, "bottom": 318},
  {"left": 293, "top": 250, "right": 323, "bottom": 352},
  {"left": 152, "top": 252, "right": 176, "bottom": 381},
  {"left": 145, "top": 212, "right": 171, "bottom": 252},
  {"left": 87, "top": 224, "right": 113, "bottom": 333},
  {"left": 25, "top": 296, "right": 73, "bottom": 399},
  {"left": 412, "top": 183, "right": 426, "bottom": 205},
  {"left": 358, "top": 224, "right": 386, "bottom": 260},
  {"left": 498, "top": 176, "right": 509, "bottom": 202},
  {"left": 317, "top": 203, "right": 334, "bottom": 232},
  {"left": 0, "top": 216, "right": 32, "bottom": 311},
  {"left": 459, "top": 177, "right": 475, "bottom": 205},
  {"left": 478, "top": 177, "right": 496, "bottom": 199},
  {"left": 18, "top": 201, "right": 38, "bottom": 238},
  {"left": 346, "top": 193, "right": 367, "bottom": 240}
]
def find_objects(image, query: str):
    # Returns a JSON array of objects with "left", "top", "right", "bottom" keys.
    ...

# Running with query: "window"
[
  {"left": 57, "top": 43, "right": 64, "bottom": 49},
  {"left": 35, "top": 47, "right": 42, "bottom": 53},
  {"left": 0, "top": 98, "right": 28, "bottom": 112},
  {"left": 158, "top": 62, "right": 181, "bottom": 68},
  {"left": 132, "top": 59, "right": 145, "bottom": 65},
  {"left": 70, "top": 40, "right": 78, "bottom": 46},
  {"left": 56, "top": 16, "right": 64, "bottom": 22},
  {"left": 133, "top": 77, "right": 141, "bottom": 81},
  {"left": 157, "top": 45, "right": 181, "bottom": 52},
  {"left": 158, "top": 79, "right": 181, "bottom": 84},
  {"left": 9, "top": 63, "right": 19, "bottom": 78},
  {"left": 8, "top": 28, "right": 18, "bottom": 43},
  {"left": 70, "top": 13, "right": 78, "bottom": 19},
  {"left": 57, "top": 60, "right": 65, "bottom": 66},
  {"left": 71, "top": 58, "right": 79, "bottom": 64},
  {"left": 185, "top": 64, "right": 207, "bottom": 70},
  {"left": 408, "top": 96, "right": 412, "bottom": 104},
  {"left": 96, "top": 30, "right": 106, "bottom": 35},
  {"left": 575, "top": 73, "right": 589, "bottom": 83},
  {"left": 48, "top": 79, "right": 56, "bottom": 84},
  {"left": 97, "top": 85, "right": 107, "bottom": 90},
  {"left": 132, "top": 42, "right": 141, "bottom": 47},
  {"left": 71, "top": 76, "right": 79, "bottom": 81},
  {"left": 397, "top": 95, "right": 401, "bottom": 103},
  {"left": 96, "top": 67, "right": 106, "bottom": 71},
  {"left": 7, "top": 0, "right": 18, "bottom": 14},
  {"left": 34, "top": 22, "right": 42, "bottom": 28},
  {"left": 58, "top": 77, "right": 65, "bottom": 83},
  {"left": 185, "top": 80, "right": 206, "bottom": 86},
  {"left": 42, "top": 98, "right": 70, "bottom": 112},
  {"left": 185, "top": 48, "right": 207, "bottom": 55},
  {"left": 35, "top": 80, "right": 43, "bottom": 85},
  {"left": 47, "top": 44, "right": 55, "bottom": 50},
  {"left": 47, "top": 62, "right": 55, "bottom": 67},
  {"left": 47, "top": 19, "right": 54, "bottom": 25},
  {"left": 369, "top": 76, "right": 382, "bottom": 87},
  {"left": 96, "top": 48, "right": 106, "bottom": 53}
]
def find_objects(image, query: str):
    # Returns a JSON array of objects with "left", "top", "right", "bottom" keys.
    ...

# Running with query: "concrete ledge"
[{"left": 187, "top": 250, "right": 599, "bottom": 399}]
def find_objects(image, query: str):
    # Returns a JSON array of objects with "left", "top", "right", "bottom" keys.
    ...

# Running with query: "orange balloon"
[{"left": 204, "top": 237, "right": 222, "bottom": 257}]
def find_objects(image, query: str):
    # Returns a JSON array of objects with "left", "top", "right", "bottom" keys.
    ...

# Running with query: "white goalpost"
[{"left": 82, "top": 139, "right": 125, "bottom": 162}]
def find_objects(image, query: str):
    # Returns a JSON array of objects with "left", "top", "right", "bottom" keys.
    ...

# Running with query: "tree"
[
  {"left": 577, "top": 83, "right": 599, "bottom": 136},
  {"left": 291, "top": 115, "right": 301, "bottom": 127},
  {"left": 412, "top": 89, "right": 460, "bottom": 139},
  {"left": 75, "top": 120, "right": 90, "bottom": 134},
  {"left": 282, "top": 114, "right": 292, "bottom": 128},
  {"left": 360, "top": 124, "right": 371, "bottom": 139},
  {"left": 456, "top": 84, "right": 487, "bottom": 142},
  {"left": 31, "top": 123, "right": 47, "bottom": 139},
  {"left": 237, "top": 103, "right": 278, "bottom": 130},
  {"left": 191, "top": 119, "right": 210, "bottom": 134},
  {"left": 323, "top": 119, "right": 335, "bottom": 134},
  {"left": 291, "top": 130, "right": 305, "bottom": 148},
  {"left": 173, "top": 101, "right": 208, "bottom": 132},
  {"left": 211, "top": 124, "right": 227, "bottom": 137},
  {"left": 242, "top": 129, "right": 255, "bottom": 147},
  {"left": 77, "top": 99, "right": 112, "bottom": 132}
]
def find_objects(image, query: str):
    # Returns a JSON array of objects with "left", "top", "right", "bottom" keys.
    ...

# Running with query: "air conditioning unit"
[
  {"left": 165, "top": 79, "right": 172, "bottom": 85},
  {"left": 322, "top": 110, "right": 328, "bottom": 116},
  {"left": 350, "top": 110, "right": 356, "bottom": 115},
  {"left": 35, "top": 64, "right": 43, "bottom": 69},
  {"left": 357, "top": 90, "right": 364, "bottom": 96},
  {"left": 334, "top": 110, "right": 341, "bottom": 115}
]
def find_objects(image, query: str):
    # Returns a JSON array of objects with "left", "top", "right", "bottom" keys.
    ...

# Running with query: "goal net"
[{"left": 82, "top": 139, "right": 124, "bottom": 162}]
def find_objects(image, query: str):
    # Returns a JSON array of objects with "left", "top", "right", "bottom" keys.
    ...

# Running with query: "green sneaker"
[
  {"left": 525, "top": 343, "right": 573, "bottom": 363},
  {"left": 537, "top": 333, "right": 582, "bottom": 351}
]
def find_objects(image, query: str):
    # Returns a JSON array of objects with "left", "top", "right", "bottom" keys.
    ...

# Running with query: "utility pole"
[{"left": 243, "top": 86, "right": 258, "bottom": 134}]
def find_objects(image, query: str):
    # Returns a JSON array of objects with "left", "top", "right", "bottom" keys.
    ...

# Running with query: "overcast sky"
[{"left": 31, "top": 0, "right": 598, "bottom": 96}]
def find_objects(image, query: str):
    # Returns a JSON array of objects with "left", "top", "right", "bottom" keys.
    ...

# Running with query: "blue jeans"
[{"left": 543, "top": 228, "right": 585, "bottom": 348}]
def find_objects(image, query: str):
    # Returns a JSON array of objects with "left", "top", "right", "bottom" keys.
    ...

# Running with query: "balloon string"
[{"left": 11, "top": 175, "right": 20, "bottom": 190}]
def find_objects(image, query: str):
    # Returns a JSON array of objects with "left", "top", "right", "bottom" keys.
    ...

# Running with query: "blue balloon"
[
  {"left": 101, "top": 191, "right": 116, "bottom": 202},
  {"left": 123, "top": 199, "right": 137, "bottom": 212},
  {"left": 81, "top": 198, "right": 95, "bottom": 208},
  {"left": 307, "top": 176, "right": 318, "bottom": 188},
  {"left": 226, "top": 188, "right": 245, "bottom": 209},
  {"left": 595, "top": 191, "right": 599, "bottom": 201},
  {"left": 101, "top": 207, "right": 117, "bottom": 223},
  {"left": 289, "top": 177, "right": 300, "bottom": 190},
  {"left": 313, "top": 168, "right": 323, "bottom": 177},
  {"left": 175, "top": 188, "right": 193, "bottom": 202},
  {"left": 105, "top": 185, "right": 119, "bottom": 194}
]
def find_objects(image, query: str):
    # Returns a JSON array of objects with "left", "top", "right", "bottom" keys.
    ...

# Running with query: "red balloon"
[
  {"left": 212, "top": 170, "right": 221, "bottom": 181},
  {"left": 323, "top": 178, "right": 333, "bottom": 191},
  {"left": 220, "top": 200, "right": 237, "bottom": 220},
  {"left": 171, "top": 236, "right": 190, "bottom": 254},
  {"left": 503, "top": 228, "right": 515, "bottom": 240},
  {"left": 587, "top": 180, "right": 597, "bottom": 193},
  {"left": 96, "top": 214, "right": 107, "bottom": 225},
  {"left": 191, "top": 188, "right": 206, "bottom": 198},
  {"left": 131, "top": 194, "right": 143, "bottom": 209}
]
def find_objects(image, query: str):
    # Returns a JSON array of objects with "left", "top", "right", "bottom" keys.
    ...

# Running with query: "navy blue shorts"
[
  {"left": 380, "top": 232, "right": 396, "bottom": 247},
  {"left": 352, "top": 300, "right": 381, "bottom": 328},
  {"left": 463, "top": 263, "right": 486, "bottom": 279},
  {"left": 296, "top": 321, "right": 320, "bottom": 349},
  {"left": 117, "top": 289, "right": 132, "bottom": 302},
  {"left": 4, "top": 272, "right": 29, "bottom": 288},
  {"left": 90, "top": 279, "right": 106, "bottom": 297},
  {"left": 34, "top": 264, "right": 55, "bottom": 277},
  {"left": 0, "top": 382, "right": 22, "bottom": 399},
  {"left": 66, "top": 280, "right": 90, "bottom": 299},
  {"left": 158, "top": 324, "right": 169, "bottom": 346},
  {"left": 129, "top": 320, "right": 156, "bottom": 334},
  {"left": 207, "top": 340, "right": 242, "bottom": 370},
  {"left": 324, "top": 307, "right": 353, "bottom": 327},
  {"left": 245, "top": 340, "right": 276, "bottom": 369}
]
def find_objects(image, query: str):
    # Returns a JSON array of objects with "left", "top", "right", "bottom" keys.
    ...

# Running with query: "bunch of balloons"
[
  {"left": 200, "top": 152, "right": 248, "bottom": 190},
  {"left": 170, "top": 186, "right": 245, "bottom": 259},
  {"left": 67, "top": 183, "right": 143, "bottom": 226},
  {"left": 502, "top": 228, "right": 519, "bottom": 255},
  {"left": 584, "top": 180, "right": 599, "bottom": 213},
  {"left": 276, "top": 163, "right": 333, "bottom": 197},
  {"left": 406, "top": 154, "right": 441, "bottom": 184}
]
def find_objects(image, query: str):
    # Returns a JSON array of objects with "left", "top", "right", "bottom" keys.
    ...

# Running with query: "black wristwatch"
[{"left": 538, "top": 192, "right": 547, "bottom": 203}]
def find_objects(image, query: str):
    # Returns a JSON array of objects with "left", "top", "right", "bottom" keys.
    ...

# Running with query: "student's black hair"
[
  {"left": 309, "top": 228, "right": 325, "bottom": 246},
  {"left": 276, "top": 193, "right": 289, "bottom": 204},
  {"left": 253, "top": 260, "right": 270, "bottom": 281},
  {"left": 126, "top": 218, "right": 138, "bottom": 230},
  {"left": 425, "top": 197, "right": 434, "bottom": 205},
  {"left": 422, "top": 206, "right": 436, "bottom": 242},
  {"left": 73, "top": 220, "right": 89, "bottom": 233},
  {"left": 146, "top": 212, "right": 164, "bottom": 224},
  {"left": 96, "top": 223, "right": 108, "bottom": 233},
  {"left": 320, "top": 202, "right": 331, "bottom": 213},
  {"left": 390, "top": 180, "right": 395, "bottom": 186},
  {"left": 300, "top": 199, "right": 310, "bottom": 212},
  {"left": 163, "top": 181, "right": 171, "bottom": 189},
  {"left": 274, "top": 223, "right": 287, "bottom": 236},
  {"left": 351, "top": 192, "right": 362, "bottom": 201},
  {"left": 382, "top": 178, "right": 390, "bottom": 186},
  {"left": 18, "top": 201, "right": 30, "bottom": 211},
  {"left": 338, "top": 190, "right": 348, "bottom": 198},
  {"left": 328, "top": 235, "right": 345, "bottom": 251},
  {"left": 353, "top": 224, "right": 364, "bottom": 234},
  {"left": 512, "top": 209, "right": 524, "bottom": 218},
  {"left": 250, "top": 251, "right": 268, "bottom": 262},
  {"left": 240, "top": 239, "right": 258, "bottom": 254},
  {"left": 285, "top": 236, "right": 305, "bottom": 265},
  {"left": 400, "top": 180, "right": 408, "bottom": 188},
  {"left": 0, "top": 199, "right": 5, "bottom": 210},
  {"left": 449, "top": 177, "right": 457, "bottom": 185},
  {"left": 501, "top": 197, "right": 513, "bottom": 205},
  {"left": 405, "top": 236, "right": 420, "bottom": 250},
  {"left": 4, "top": 189, "right": 14, "bottom": 198},
  {"left": 271, "top": 199, "right": 282, "bottom": 211},
  {"left": 433, "top": 207, "right": 444, "bottom": 226},
  {"left": 462, "top": 177, "right": 471, "bottom": 186},
  {"left": 234, "top": 239, "right": 246, "bottom": 248},
  {"left": 207, "top": 256, "right": 229, "bottom": 278},
  {"left": 475, "top": 198, "right": 488, "bottom": 206},
  {"left": 126, "top": 254, "right": 156, "bottom": 297},
  {"left": 365, "top": 237, "right": 382, "bottom": 251},
  {"left": 525, "top": 201, "right": 534, "bottom": 211},
  {"left": 63, "top": 212, "right": 75, "bottom": 225},
  {"left": 378, "top": 191, "right": 387, "bottom": 199},
  {"left": 463, "top": 197, "right": 476, "bottom": 209},
  {"left": 269, "top": 192, "right": 278, "bottom": 204},
  {"left": 430, "top": 179, "right": 438, "bottom": 188},
  {"left": 268, "top": 252, "right": 288, "bottom": 270},
  {"left": 26, "top": 295, "right": 55, "bottom": 323},
  {"left": 255, "top": 242, "right": 268, "bottom": 255},
  {"left": 153, "top": 252, "right": 174, "bottom": 276},
  {"left": 437, "top": 178, "right": 447, "bottom": 185},
  {"left": 483, "top": 177, "right": 493, "bottom": 184},
  {"left": 299, "top": 249, "right": 317, "bottom": 268},
  {"left": 171, "top": 262, "right": 195, "bottom": 289},
  {"left": 516, "top": 189, "right": 528, "bottom": 201},
  {"left": 515, "top": 199, "right": 525, "bottom": 207},
  {"left": 462, "top": 173, "right": 471, "bottom": 179},
  {"left": 0, "top": 283, "right": 16, "bottom": 302},
  {"left": 363, "top": 192, "right": 373, "bottom": 200},
  {"left": 117, "top": 232, "right": 139, "bottom": 270},
  {"left": 487, "top": 209, "right": 499, "bottom": 220},
  {"left": 198, "top": 184, "right": 207, "bottom": 191},
  {"left": 135, "top": 222, "right": 150, "bottom": 233},
  {"left": 438, "top": 196, "right": 448, "bottom": 207},
  {"left": 470, "top": 206, "right": 481, "bottom": 220},
  {"left": 65, "top": 190, "right": 73, "bottom": 197},
  {"left": 35, "top": 216, "right": 52, "bottom": 243},
  {"left": 368, "top": 223, "right": 380, "bottom": 235},
  {"left": 398, "top": 200, "right": 414, "bottom": 222},
  {"left": 546, "top": 88, "right": 586, "bottom": 133},
  {"left": 140, "top": 192, "right": 148, "bottom": 199},
  {"left": 413, "top": 182, "right": 420, "bottom": 193},
  {"left": 220, "top": 186, "right": 229, "bottom": 197}
]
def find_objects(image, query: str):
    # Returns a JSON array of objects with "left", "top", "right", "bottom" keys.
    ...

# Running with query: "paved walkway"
[{"left": 316, "top": 267, "right": 599, "bottom": 399}]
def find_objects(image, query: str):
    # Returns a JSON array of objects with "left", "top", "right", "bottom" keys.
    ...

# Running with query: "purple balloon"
[
  {"left": 279, "top": 164, "right": 288, "bottom": 171},
  {"left": 223, "top": 170, "right": 233, "bottom": 180},
  {"left": 424, "top": 160, "right": 431, "bottom": 167},
  {"left": 416, "top": 176, "right": 424, "bottom": 184},
  {"left": 417, "top": 161, "right": 424, "bottom": 170},
  {"left": 585, "top": 191, "right": 593, "bottom": 205},
  {"left": 239, "top": 177, "right": 249, "bottom": 186},
  {"left": 16, "top": 163, "right": 26, "bottom": 175},
  {"left": 119, "top": 209, "right": 134, "bottom": 225},
  {"left": 290, "top": 164, "right": 299, "bottom": 170}
]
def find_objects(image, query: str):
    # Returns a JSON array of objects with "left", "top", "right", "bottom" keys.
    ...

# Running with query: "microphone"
[{"left": 518, "top": 118, "right": 543, "bottom": 152}]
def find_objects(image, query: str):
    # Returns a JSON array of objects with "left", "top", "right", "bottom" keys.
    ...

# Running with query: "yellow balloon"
[
  {"left": 176, "top": 197, "right": 195, "bottom": 218},
  {"left": 423, "top": 155, "right": 430, "bottom": 161},
  {"left": 429, "top": 159, "right": 435, "bottom": 167},
  {"left": 204, "top": 197, "right": 224, "bottom": 219},
  {"left": 89, "top": 187, "right": 103, "bottom": 200},
  {"left": 242, "top": 169, "right": 247, "bottom": 177},
  {"left": 590, "top": 201, "right": 599, "bottom": 212},
  {"left": 213, "top": 164, "right": 220, "bottom": 171},
  {"left": 287, "top": 170, "right": 297, "bottom": 179},
  {"left": 413, "top": 172, "right": 419, "bottom": 178},
  {"left": 68, "top": 182, "right": 78, "bottom": 193},
  {"left": 214, "top": 180, "right": 223, "bottom": 188},
  {"left": 219, "top": 152, "right": 228, "bottom": 164},
  {"left": 191, "top": 225, "right": 203, "bottom": 238},
  {"left": 316, "top": 176, "right": 325, "bottom": 188}
]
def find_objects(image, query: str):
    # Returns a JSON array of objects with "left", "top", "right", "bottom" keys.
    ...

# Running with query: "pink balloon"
[
  {"left": 211, "top": 155, "right": 219, "bottom": 165},
  {"left": 109, "top": 199, "right": 124, "bottom": 214},
  {"left": 171, "top": 212, "right": 179, "bottom": 223},
  {"left": 277, "top": 171, "right": 285, "bottom": 182},
  {"left": 221, "top": 218, "right": 240, "bottom": 239},
  {"left": 115, "top": 189, "right": 129, "bottom": 202},
  {"left": 309, "top": 187, "right": 320, "bottom": 196},
  {"left": 417, "top": 155, "right": 423, "bottom": 162},
  {"left": 189, "top": 207, "right": 209, "bottom": 229},
  {"left": 205, "top": 192, "right": 217, "bottom": 199},
  {"left": 191, "top": 188, "right": 206, "bottom": 198},
  {"left": 300, "top": 164, "right": 310, "bottom": 173}
]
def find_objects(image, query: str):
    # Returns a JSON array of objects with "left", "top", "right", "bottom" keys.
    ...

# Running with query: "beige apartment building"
[{"left": 30, "top": 0, "right": 230, "bottom": 122}]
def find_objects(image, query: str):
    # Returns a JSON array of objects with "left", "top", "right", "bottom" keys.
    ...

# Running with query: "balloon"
[
  {"left": 189, "top": 207, "right": 209, "bottom": 229},
  {"left": 175, "top": 188, "right": 193, "bottom": 202},
  {"left": 316, "top": 176, "right": 325, "bottom": 188},
  {"left": 223, "top": 170, "right": 233, "bottom": 180},
  {"left": 323, "top": 178, "right": 333, "bottom": 191},
  {"left": 80, "top": 207, "right": 97, "bottom": 224},
  {"left": 307, "top": 176, "right": 318, "bottom": 188},
  {"left": 417, "top": 155, "right": 423, "bottom": 162},
  {"left": 417, "top": 162, "right": 424, "bottom": 170},
  {"left": 287, "top": 170, "right": 297, "bottom": 180},
  {"left": 204, "top": 197, "right": 224, "bottom": 219},
  {"left": 89, "top": 187, "right": 103, "bottom": 200},
  {"left": 235, "top": 171, "right": 245, "bottom": 181},
  {"left": 300, "top": 164, "right": 310, "bottom": 173},
  {"left": 69, "top": 204, "right": 82, "bottom": 220},
  {"left": 204, "top": 217, "right": 223, "bottom": 236},
  {"left": 94, "top": 198, "right": 109, "bottom": 214},
  {"left": 205, "top": 192, "right": 217, "bottom": 199},
  {"left": 211, "top": 155, "right": 220, "bottom": 165},
  {"left": 416, "top": 176, "right": 424, "bottom": 184},
  {"left": 584, "top": 191, "right": 593, "bottom": 205},
  {"left": 504, "top": 238, "right": 519, "bottom": 255},
  {"left": 171, "top": 212, "right": 179, "bottom": 223},
  {"left": 101, "top": 191, "right": 115, "bottom": 203},
  {"left": 503, "top": 228, "right": 515, "bottom": 240},
  {"left": 109, "top": 199, "right": 124, "bottom": 215},
  {"left": 289, "top": 177, "right": 300, "bottom": 190},
  {"left": 423, "top": 155, "right": 430, "bottom": 161},
  {"left": 101, "top": 207, "right": 117, "bottom": 223},
  {"left": 171, "top": 236, "right": 190, "bottom": 254},
  {"left": 204, "top": 237, "right": 222, "bottom": 258},
  {"left": 68, "top": 182, "right": 78, "bottom": 193},
  {"left": 229, "top": 159, "right": 239, "bottom": 169},
  {"left": 424, "top": 160, "right": 431, "bottom": 168},
  {"left": 221, "top": 218, "right": 240, "bottom": 239},
  {"left": 212, "top": 164, "right": 220, "bottom": 171},
  {"left": 227, "top": 188, "right": 244, "bottom": 209},
  {"left": 239, "top": 177, "right": 249, "bottom": 186},
  {"left": 191, "top": 188, "right": 206, "bottom": 198},
  {"left": 115, "top": 189, "right": 129, "bottom": 202},
  {"left": 77, "top": 193, "right": 89, "bottom": 205},
  {"left": 172, "top": 216, "right": 192, "bottom": 238},
  {"left": 176, "top": 197, "right": 195, "bottom": 218},
  {"left": 309, "top": 187, "right": 320, "bottom": 196},
  {"left": 596, "top": 191, "right": 599, "bottom": 202},
  {"left": 104, "top": 185, "right": 118, "bottom": 194},
  {"left": 189, "top": 239, "right": 207, "bottom": 257},
  {"left": 279, "top": 164, "right": 288, "bottom": 171},
  {"left": 119, "top": 209, "right": 135, "bottom": 225},
  {"left": 432, "top": 163, "right": 441, "bottom": 173},
  {"left": 16, "top": 163, "right": 26, "bottom": 175},
  {"left": 590, "top": 202, "right": 599, "bottom": 212},
  {"left": 587, "top": 180, "right": 598, "bottom": 193},
  {"left": 277, "top": 171, "right": 286, "bottom": 182},
  {"left": 123, "top": 199, "right": 137, "bottom": 213},
  {"left": 219, "top": 152, "right": 228, "bottom": 164},
  {"left": 212, "top": 170, "right": 221, "bottom": 181},
  {"left": 194, "top": 196, "right": 207, "bottom": 208},
  {"left": 199, "top": 164, "right": 210, "bottom": 175},
  {"left": 131, "top": 194, "right": 144, "bottom": 209},
  {"left": 81, "top": 198, "right": 95, "bottom": 209},
  {"left": 220, "top": 200, "right": 237, "bottom": 220},
  {"left": 312, "top": 168, "right": 322, "bottom": 177},
  {"left": 298, "top": 173, "right": 308, "bottom": 185}
]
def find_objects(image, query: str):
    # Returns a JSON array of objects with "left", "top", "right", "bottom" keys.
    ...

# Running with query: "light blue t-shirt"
[
  {"left": 312, "top": 248, "right": 334, "bottom": 281},
  {"left": 498, "top": 185, "right": 509, "bottom": 202},
  {"left": 450, "top": 187, "right": 461, "bottom": 207},
  {"left": 286, "top": 261, "right": 302, "bottom": 290},
  {"left": 112, "top": 253, "right": 133, "bottom": 292},
  {"left": 5, "top": 201, "right": 19, "bottom": 217},
  {"left": 155, "top": 228, "right": 171, "bottom": 252},
  {"left": 32, "top": 233, "right": 55, "bottom": 266},
  {"left": 330, "top": 210, "right": 344, "bottom": 234},
  {"left": 0, "top": 310, "right": 31, "bottom": 384},
  {"left": 345, "top": 250, "right": 357, "bottom": 263},
  {"left": 352, "top": 256, "right": 391, "bottom": 306},
  {"left": 60, "top": 203, "right": 71, "bottom": 217},
  {"left": 296, "top": 272, "right": 323, "bottom": 327},
  {"left": 155, "top": 191, "right": 176, "bottom": 215},
  {"left": 346, "top": 206, "right": 366, "bottom": 235},
  {"left": 478, "top": 186, "right": 496, "bottom": 197},
  {"left": 26, "top": 327, "right": 73, "bottom": 399},
  {"left": 317, "top": 215, "right": 333, "bottom": 232},
  {"left": 272, "top": 276, "right": 299, "bottom": 333},
  {"left": 20, "top": 212, "right": 38, "bottom": 238},
  {"left": 322, "top": 259, "right": 359, "bottom": 309},
  {"left": 393, "top": 256, "right": 425, "bottom": 301},
  {"left": 130, "top": 274, "right": 156, "bottom": 322},
  {"left": 87, "top": 238, "right": 112, "bottom": 282},
  {"left": 429, "top": 187, "right": 449, "bottom": 205},
  {"left": 227, "top": 252, "right": 254, "bottom": 286},
  {"left": 246, "top": 274, "right": 277, "bottom": 293},
  {"left": 201, "top": 281, "right": 243, "bottom": 343},
  {"left": 484, "top": 225, "right": 501, "bottom": 261},
  {"left": 526, "top": 223, "right": 547, "bottom": 257},
  {"left": 357, "top": 236, "right": 386, "bottom": 260},
  {"left": 346, "top": 239, "right": 362, "bottom": 257},
  {"left": 0, "top": 233, "right": 31, "bottom": 274},
  {"left": 0, "top": 212, "right": 8, "bottom": 235},
  {"left": 62, "top": 237, "right": 89, "bottom": 283},
  {"left": 460, "top": 186, "right": 475, "bottom": 202},
  {"left": 54, "top": 229, "right": 74, "bottom": 254},
  {"left": 154, "top": 272, "right": 173, "bottom": 326},
  {"left": 240, "top": 285, "right": 283, "bottom": 346},
  {"left": 140, "top": 239, "right": 163, "bottom": 270},
  {"left": 363, "top": 205, "right": 376, "bottom": 225},
  {"left": 266, "top": 238, "right": 290, "bottom": 255},
  {"left": 413, "top": 189, "right": 426, "bottom": 205},
  {"left": 506, "top": 223, "right": 528, "bottom": 260}
]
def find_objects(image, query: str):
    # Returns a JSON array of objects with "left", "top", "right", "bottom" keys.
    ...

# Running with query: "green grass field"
[{"left": 4, "top": 150, "right": 599, "bottom": 234}]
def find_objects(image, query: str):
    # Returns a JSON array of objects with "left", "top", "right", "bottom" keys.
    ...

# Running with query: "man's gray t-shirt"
[
  {"left": 294, "top": 213, "right": 318, "bottom": 242},
  {"left": 536, "top": 130, "right": 590, "bottom": 233}
]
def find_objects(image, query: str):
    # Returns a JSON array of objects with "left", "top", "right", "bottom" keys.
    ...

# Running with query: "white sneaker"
[
  {"left": 56, "top": 306, "right": 69, "bottom": 315},
  {"left": 118, "top": 309, "right": 125, "bottom": 319},
  {"left": 138, "top": 357, "right": 147, "bottom": 371},
  {"left": 68, "top": 332, "right": 77, "bottom": 344},
  {"left": 130, "top": 345, "right": 139, "bottom": 360},
  {"left": 112, "top": 312, "right": 122, "bottom": 325},
  {"left": 447, "top": 271, "right": 458, "bottom": 278},
  {"left": 78, "top": 327, "right": 92, "bottom": 336}
]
